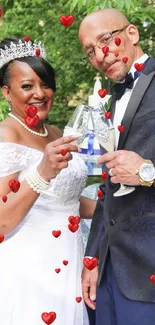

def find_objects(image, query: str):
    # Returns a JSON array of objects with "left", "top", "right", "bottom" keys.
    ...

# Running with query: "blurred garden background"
[{"left": 0, "top": 0, "right": 155, "bottom": 187}]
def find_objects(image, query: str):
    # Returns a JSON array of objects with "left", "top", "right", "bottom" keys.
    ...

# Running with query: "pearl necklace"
[{"left": 8, "top": 112, "right": 48, "bottom": 137}]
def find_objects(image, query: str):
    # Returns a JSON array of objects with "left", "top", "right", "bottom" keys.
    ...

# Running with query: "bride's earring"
[{"left": 8, "top": 101, "right": 11, "bottom": 111}]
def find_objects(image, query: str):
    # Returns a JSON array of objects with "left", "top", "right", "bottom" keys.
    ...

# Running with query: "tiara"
[{"left": 0, "top": 39, "right": 46, "bottom": 69}]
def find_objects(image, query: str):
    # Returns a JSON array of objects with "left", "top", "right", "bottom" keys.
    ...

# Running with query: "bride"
[{"left": 0, "top": 37, "right": 96, "bottom": 325}]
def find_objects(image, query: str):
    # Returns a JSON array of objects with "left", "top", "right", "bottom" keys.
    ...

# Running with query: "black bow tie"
[{"left": 114, "top": 71, "right": 141, "bottom": 100}]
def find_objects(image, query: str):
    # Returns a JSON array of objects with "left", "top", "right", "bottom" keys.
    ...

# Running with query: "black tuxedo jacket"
[{"left": 85, "top": 57, "right": 155, "bottom": 302}]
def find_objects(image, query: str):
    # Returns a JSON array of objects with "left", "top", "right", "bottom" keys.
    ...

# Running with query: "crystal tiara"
[{"left": 0, "top": 39, "right": 46, "bottom": 69}]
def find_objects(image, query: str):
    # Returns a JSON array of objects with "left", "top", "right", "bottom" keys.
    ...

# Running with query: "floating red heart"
[
  {"left": 122, "top": 57, "right": 128, "bottom": 64},
  {"left": 102, "top": 46, "right": 109, "bottom": 55},
  {"left": 76, "top": 296, "right": 82, "bottom": 303},
  {"left": 24, "top": 36, "right": 30, "bottom": 42},
  {"left": 97, "top": 189, "right": 104, "bottom": 198},
  {"left": 83, "top": 257, "right": 99, "bottom": 270},
  {"left": 35, "top": 48, "right": 40, "bottom": 56},
  {"left": 25, "top": 105, "right": 38, "bottom": 118},
  {"left": 41, "top": 312, "right": 56, "bottom": 324},
  {"left": 101, "top": 172, "right": 108, "bottom": 181},
  {"left": 68, "top": 216, "right": 80, "bottom": 225},
  {"left": 63, "top": 260, "right": 68, "bottom": 266},
  {"left": 98, "top": 89, "right": 108, "bottom": 98},
  {"left": 9, "top": 179, "right": 20, "bottom": 193},
  {"left": 25, "top": 115, "right": 39, "bottom": 128},
  {"left": 59, "top": 15, "right": 74, "bottom": 27},
  {"left": 134, "top": 63, "right": 145, "bottom": 71},
  {"left": 118, "top": 125, "right": 125, "bottom": 133},
  {"left": 52, "top": 230, "right": 61, "bottom": 238},
  {"left": 68, "top": 223, "right": 79, "bottom": 233},
  {"left": 0, "top": 9, "right": 3, "bottom": 17},
  {"left": 115, "top": 53, "right": 119, "bottom": 57},
  {"left": 2, "top": 195, "right": 7, "bottom": 203},
  {"left": 0, "top": 234, "right": 4, "bottom": 243},
  {"left": 114, "top": 37, "right": 121, "bottom": 46},
  {"left": 55, "top": 268, "right": 61, "bottom": 273},
  {"left": 105, "top": 111, "right": 112, "bottom": 119},
  {"left": 60, "top": 149, "right": 68, "bottom": 156},
  {"left": 150, "top": 274, "right": 155, "bottom": 284}
]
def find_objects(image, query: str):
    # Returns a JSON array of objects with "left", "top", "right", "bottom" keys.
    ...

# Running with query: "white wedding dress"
[{"left": 0, "top": 142, "right": 90, "bottom": 325}]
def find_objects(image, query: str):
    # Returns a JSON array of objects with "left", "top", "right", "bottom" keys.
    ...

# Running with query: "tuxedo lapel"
[{"left": 117, "top": 70, "right": 155, "bottom": 149}]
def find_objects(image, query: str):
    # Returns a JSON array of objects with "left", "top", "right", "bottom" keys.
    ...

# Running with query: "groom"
[{"left": 79, "top": 8, "right": 155, "bottom": 325}]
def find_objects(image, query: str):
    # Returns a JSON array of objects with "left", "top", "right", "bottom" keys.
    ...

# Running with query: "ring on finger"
[{"left": 109, "top": 168, "right": 114, "bottom": 177}]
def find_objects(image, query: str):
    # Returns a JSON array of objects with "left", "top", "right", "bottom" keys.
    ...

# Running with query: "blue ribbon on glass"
[{"left": 80, "top": 131, "right": 101, "bottom": 156}]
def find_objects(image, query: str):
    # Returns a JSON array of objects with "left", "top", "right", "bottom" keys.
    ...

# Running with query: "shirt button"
[{"left": 110, "top": 218, "right": 116, "bottom": 226}]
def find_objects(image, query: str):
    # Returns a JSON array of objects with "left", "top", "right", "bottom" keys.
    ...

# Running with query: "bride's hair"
[{"left": 0, "top": 38, "right": 56, "bottom": 91}]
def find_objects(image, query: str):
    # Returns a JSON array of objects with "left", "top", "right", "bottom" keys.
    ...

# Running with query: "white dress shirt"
[{"left": 113, "top": 54, "right": 149, "bottom": 149}]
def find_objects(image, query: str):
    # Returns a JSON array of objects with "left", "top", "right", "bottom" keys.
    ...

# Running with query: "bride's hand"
[{"left": 37, "top": 135, "right": 79, "bottom": 181}]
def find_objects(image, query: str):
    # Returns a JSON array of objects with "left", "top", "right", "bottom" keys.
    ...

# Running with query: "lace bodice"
[{"left": 0, "top": 142, "right": 88, "bottom": 207}]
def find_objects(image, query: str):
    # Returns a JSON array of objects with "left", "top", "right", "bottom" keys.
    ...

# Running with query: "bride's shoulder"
[{"left": 0, "top": 118, "right": 20, "bottom": 143}]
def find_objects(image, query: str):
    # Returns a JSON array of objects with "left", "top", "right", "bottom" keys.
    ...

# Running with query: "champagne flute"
[{"left": 90, "top": 103, "right": 135, "bottom": 197}]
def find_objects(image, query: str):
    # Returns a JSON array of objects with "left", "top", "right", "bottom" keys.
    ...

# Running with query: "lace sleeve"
[{"left": 0, "top": 142, "right": 41, "bottom": 177}]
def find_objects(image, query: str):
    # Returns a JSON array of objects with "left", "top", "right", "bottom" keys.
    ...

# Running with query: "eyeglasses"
[{"left": 80, "top": 25, "right": 129, "bottom": 65}]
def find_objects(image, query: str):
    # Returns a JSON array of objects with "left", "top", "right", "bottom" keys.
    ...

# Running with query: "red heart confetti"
[
  {"left": 41, "top": 312, "right": 56, "bottom": 324},
  {"left": 122, "top": 57, "right": 128, "bottom": 63},
  {"left": 63, "top": 260, "right": 68, "bottom": 266},
  {"left": 68, "top": 223, "right": 79, "bottom": 233},
  {"left": 60, "top": 149, "right": 68, "bottom": 156},
  {"left": 2, "top": 195, "right": 7, "bottom": 203},
  {"left": 68, "top": 216, "right": 80, "bottom": 225},
  {"left": 102, "top": 46, "right": 109, "bottom": 55},
  {"left": 52, "top": 230, "right": 61, "bottom": 238},
  {"left": 35, "top": 48, "right": 40, "bottom": 56},
  {"left": 59, "top": 15, "right": 74, "bottom": 27},
  {"left": 76, "top": 296, "right": 82, "bottom": 303},
  {"left": 25, "top": 115, "right": 39, "bottom": 128},
  {"left": 118, "top": 125, "right": 125, "bottom": 133},
  {"left": 83, "top": 257, "right": 99, "bottom": 270},
  {"left": 97, "top": 189, "right": 104, "bottom": 198},
  {"left": 0, "top": 9, "right": 3, "bottom": 18},
  {"left": 9, "top": 179, "right": 20, "bottom": 193},
  {"left": 105, "top": 111, "right": 112, "bottom": 119},
  {"left": 150, "top": 274, "right": 155, "bottom": 284},
  {"left": 101, "top": 171, "right": 108, "bottom": 181},
  {"left": 0, "top": 234, "right": 4, "bottom": 243},
  {"left": 114, "top": 37, "right": 121, "bottom": 46},
  {"left": 98, "top": 89, "right": 108, "bottom": 98},
  {"left": 24, "top": 36, "right": 30, "bottom": 42},
  {"left": 55, "top": 268, "right": 61, "bottom": 273},
  {"left": 25, "top": 105, "right": 38, "bottom": 118},
  {"left": 115, "top": 53, "right": 119, "bottom": 57},
  {"left": 134, "top": 63, "right": 145, "bottom": 71}
]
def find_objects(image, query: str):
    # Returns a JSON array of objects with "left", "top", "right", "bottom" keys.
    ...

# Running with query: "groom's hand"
[{"left": 82, "top": 266, "right": 98, "bottom": 310}]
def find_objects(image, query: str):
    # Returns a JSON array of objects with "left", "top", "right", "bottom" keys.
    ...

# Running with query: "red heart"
[
  {"left": 60, "top": 149, "right": 68, "bottom": 156},
  {"left": 134, "top": 63, "right": 145, "bottom": 71},
  {"left": 98, "top": 89, "right": 108, "bottom": 98},
  {"left": 101, "top": 172, "right": 108, "bottom": 181},
  {"left": 118, "top": 125, "right": 125, "bottom": 133},
  {"left": 150, "top": 274, "right": 155, "bottom": 284},
  {"left": 63, "top": 260, "right": 68, "bottom": 266},
  {"left": 55, "top": 268, "right": 61, "bottom": 273},
  {"left": 76, "top": 296, "right": 82, "bottom": 303},
  {"left": 105, "top": 111, "right": 112, "bottom": 119},
  {"left": 2, "top": 195, "right": 7, "bottom": 203},
  {"left": 25, "top": 105, "right": 38, "bottom": 118},
  {"left": 59, "top": 15, "right": 74, "bottom": 27},
  {"left": 102, "top": 46, "right": 109, "bottom": 55},
  {"left": 24, "top": 36, "right": 30, "bottom": 42},
  {"left": 25, "top": 115, "right": 39, "bottom": 128},
  {"left": 52, "top": 230, "right": 61, "bottom": 238},
  {"left": 122, "top": 57, "right": 128, "bottom": 63},
  {"left": 68, "top": 223, "right": 79, "bottom": 233},
  {"left": 9, "top": 179, "right": 20, "bottom": 193},
  {"left": 83, "top": 257, "right": 99, "bottom": 270},
  {"left": 97, "top": 189, "right": 104, "bottom": 198},
  {"left": 115, "top": 53, "right": 119, "bottom": 57},
  {"left": 0, "top": 234, "right": 4, "bottom": 243},
  {"left": 0, "top": 9, "right": 3, "bottom": 17},
  {"left": 41, "top": 312, "right": 56, "bottom": 324},
  {"left": 114, "top": 37, "right": 121, "bottom": 46},
  {"left": 35, "top": 48, "right": 40, "bottom": 57},
  {"left": 68, "top": 216, "right": 80, "bottom": 225}
]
